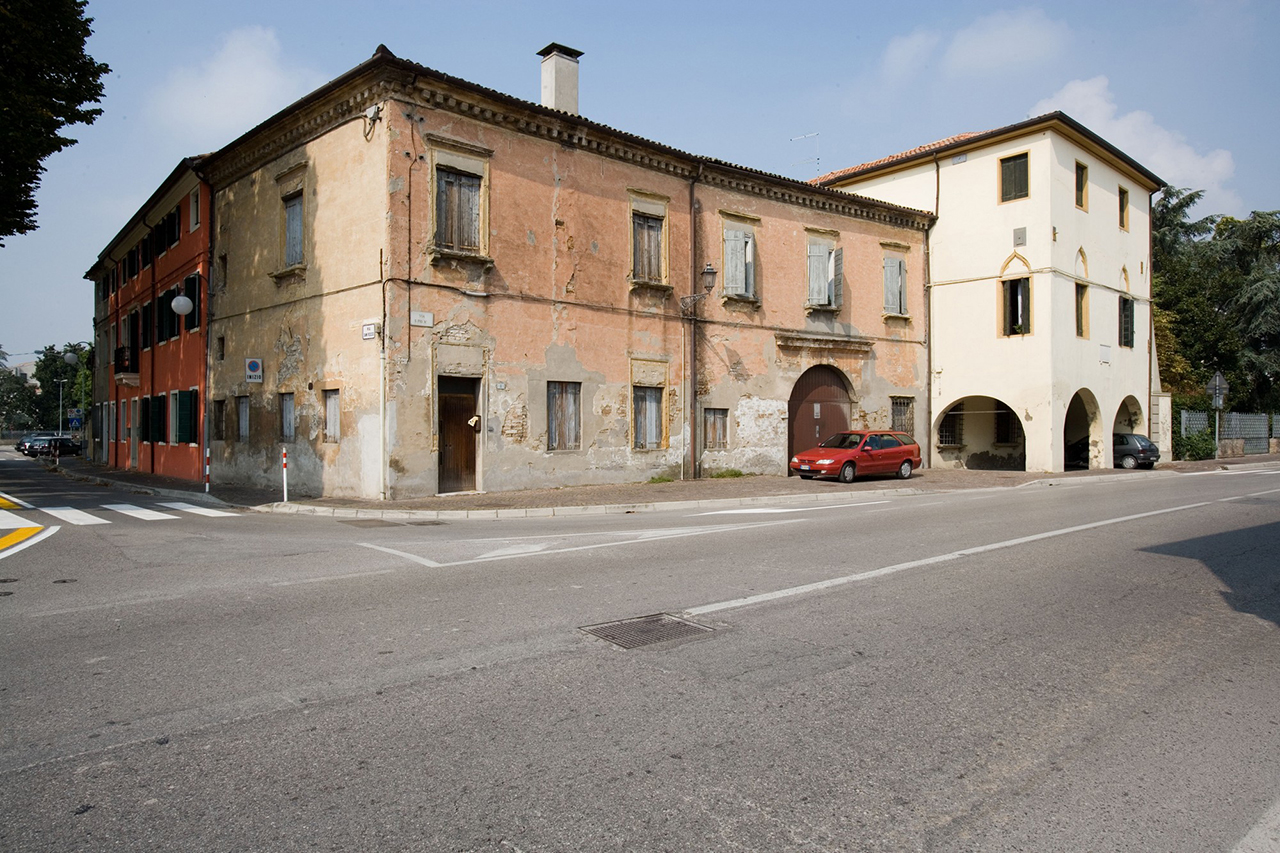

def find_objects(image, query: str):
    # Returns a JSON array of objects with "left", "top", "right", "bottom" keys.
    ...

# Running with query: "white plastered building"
[{"left": 817, "top": 112, "right": 1168, "bottom": 472}]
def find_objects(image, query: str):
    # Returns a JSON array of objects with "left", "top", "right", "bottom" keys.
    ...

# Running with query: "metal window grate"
[{"left": 581, "top": 613, "right": 713, "bottom": 650}]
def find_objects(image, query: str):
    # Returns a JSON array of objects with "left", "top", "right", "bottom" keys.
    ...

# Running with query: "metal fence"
[
  {"left": 1224, "top": 412, "right": 1271, "bottom": 455},
  {"left": 1181, "top": 410, "right": 1274, "bottom": 455},
  {"left": 1180, "top": 410, "right": 1210, "bottom": 436}
]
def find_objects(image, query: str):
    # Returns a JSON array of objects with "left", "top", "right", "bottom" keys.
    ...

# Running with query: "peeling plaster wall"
[{"left": 208, "top": 117, "right": 388, "bottom": 498}]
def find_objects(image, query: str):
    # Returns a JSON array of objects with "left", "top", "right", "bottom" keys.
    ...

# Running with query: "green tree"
[
  {"left": 0, "top": 366, "right": 39, "bottom": 431},
  {"left": 31, "top": 343, "right": 88, "bottom": 429},
  {"left": 0, "top": 0, "right": 110, "bottom": 244},
  {"left": 1216, "top": 211, "right": 1280, "bottom": 410}
]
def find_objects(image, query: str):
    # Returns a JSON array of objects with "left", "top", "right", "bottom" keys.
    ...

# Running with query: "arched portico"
[
  {"left": 932, "top": 395, "right": 1026, "bottom": 470},
  {"left": 1064, "top": 388, "right": 1103, "bottom": 469}
]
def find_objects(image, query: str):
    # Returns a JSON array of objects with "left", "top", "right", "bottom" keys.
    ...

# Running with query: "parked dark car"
[
  {"left": 789, "top": 431, "right": 922, "bottom": 482},
  {"left": 1113, "top": 433, "right": 1159, "bottom": 469},
  {"left": 23, "top": 436, "right": 81, "bottom": 458},
  {"left": 1066, "top": 433, "right": 1160, "bottom": 469},
  {"left": 14, "top": 431, "right": 59, "bottom": 453}
]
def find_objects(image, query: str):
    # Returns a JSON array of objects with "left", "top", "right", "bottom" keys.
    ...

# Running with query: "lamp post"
[{"left": 680, "top": 263, "right": 718, "bottom": 479}]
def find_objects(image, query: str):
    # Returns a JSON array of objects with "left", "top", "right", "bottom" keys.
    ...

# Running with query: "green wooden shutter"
[
  {"left": 139, "top": 397, "right": 151, "bottom": 442},
  {"left": 176, "top": 391, "right": 192, "bottom": 443},
  {"left": 151, "top": 394, "right": 166, "bottom": 443}
]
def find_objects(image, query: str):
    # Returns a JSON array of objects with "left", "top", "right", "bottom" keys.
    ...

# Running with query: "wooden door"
[
  {"left": 438, "top": 377, "right": 478, "bottom": 493},
  {"left": 788, "top": 366, "right": 851, "bottom": 469}
]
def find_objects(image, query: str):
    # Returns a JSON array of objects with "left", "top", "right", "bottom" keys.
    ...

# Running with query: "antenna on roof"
[{"left": 790, "top": 132, "right": 820, "bottom": 175}]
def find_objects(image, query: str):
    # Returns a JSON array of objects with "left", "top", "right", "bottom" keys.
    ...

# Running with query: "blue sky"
[{"left": 2, "top": 0, "right": 1276, "bottom": 363}]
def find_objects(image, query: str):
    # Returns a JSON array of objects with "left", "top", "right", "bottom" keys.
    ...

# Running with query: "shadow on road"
[{"left": 1143, "top": 521, "right": 1280, "bottom": 627}]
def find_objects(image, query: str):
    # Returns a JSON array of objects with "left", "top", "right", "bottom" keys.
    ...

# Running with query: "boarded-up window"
[
  {"left": 237, "top": 395, "right": 249, "bottom": 441},
  {"left": 632, "top": 213, "right": 664, "bottom": 283},
  {"left": 883, "top": 256, "right": 906, "bottom": 314},
  {"left": 723, "top": 228, "right": 755, "bottom": 298},
  {"left": 938, "top": 402, "right": 964, "bottom": 446},
  {"left": 212, "top": 399, "right": 225, "bottom": 441},
  {"left": 633, "top": 386, "right": 663, "bottom": 450},
  {"left": 995, "top": 401, "right": 1023, "bottom": 444},
  {"left": 547, "top": 381, "right": 581, "bottom": 450},
  {"left": 891, "top": 397, "right": 914, "bottom": 435},
  {"left": 324, "top": 389, "right": 340, "bottom": 442},
  {"left": 1002, "top": 278, "right": 1031, "bottom": 335},
  {"left": 280, "top": 393, "right": 295, "bottom": 441},
  {"left": 704, "top": 408, "right": 728, "bottom": 450},
  {"left": 1118, "top": 296, "right": 1135, "bottom": 348},
  {"left": 284, "top": 194, "right": 304, "bottom": 267},
  {"left": 1000, "top": 153, "right": 1028, "bottom": 202},
  {"left": 436, "top": 168, "right": 481, "bottom": 251}
]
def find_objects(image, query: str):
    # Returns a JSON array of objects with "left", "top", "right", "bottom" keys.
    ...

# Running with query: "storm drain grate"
[{"left": 580, "top": 613, "right": 713, "bottom": 650}]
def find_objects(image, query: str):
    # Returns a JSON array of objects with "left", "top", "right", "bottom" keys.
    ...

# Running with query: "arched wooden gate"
[{"left": 788, "top": 365, "right": 852, "bottom": 469}]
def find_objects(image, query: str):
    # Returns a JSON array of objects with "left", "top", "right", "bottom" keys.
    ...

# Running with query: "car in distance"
[
  {"left": 1112, "top": 433, "right": 1159, "bottom": 469},
  {"left": 23, "top": 436, "right": 81, "bottom": 458},
  {"left": 790, "top": 431, "right": 921, "bottom": 482},
  {"left": 14, "top": 431, "right": 59, "bottom": 453}
]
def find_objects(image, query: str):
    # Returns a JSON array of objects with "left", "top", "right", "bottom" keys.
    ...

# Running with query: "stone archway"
[
  {"left": 1113, "top": 395, "right": 1144, "bottom": 434},
  {"left": 787, "top": 365, "right": 853, "bottom": 469},
  {"left": 932, "top": 395, "right": 1026, "bottom": 470},
  {"left": 1064, "top": 388, "right": 1102, "bottom": 469}
]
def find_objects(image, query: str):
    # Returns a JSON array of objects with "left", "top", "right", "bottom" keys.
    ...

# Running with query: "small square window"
[
  {"left": 1000, "top": 153, "right": 1029, "bottom": 202},
  {"left": 704, "top": 408, "right": 728, "bottom": 450}
]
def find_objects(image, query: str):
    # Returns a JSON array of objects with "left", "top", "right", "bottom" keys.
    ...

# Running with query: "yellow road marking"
[
  {"left": 0, "top": 497, "right": 19, "bottom": 510},
  {"left": 0, "top": 526, "right": 43, "bottom": 550}
]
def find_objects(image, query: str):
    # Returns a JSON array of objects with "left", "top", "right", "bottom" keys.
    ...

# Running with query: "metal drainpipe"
[
  {"left": 202, "top": 179, "right": 214, "bottom": 494},
  {"left": 924, "top": 153, "right": 940, "bottom": 469},
  {"left": 688, "top": 164, "right": 702, "bottom": 479}
]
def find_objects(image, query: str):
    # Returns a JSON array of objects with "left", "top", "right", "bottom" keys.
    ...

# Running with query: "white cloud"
[
  {"left": 150, "top": 27, "right": 323, "bottom": 149},
  {"left": 942, "top": 8, "right": 1070, "bottom": 74},
  {"left": 1031, "top": 76, "right": 1240, "bottom": 214},
  {"left": 879, "top": 31, "right": 941, "bottom": 85}
]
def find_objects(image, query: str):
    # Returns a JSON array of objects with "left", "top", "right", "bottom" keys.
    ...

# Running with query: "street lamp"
[
  {"left": 680, "top": 263, "right": 717, "bottom": 479},
  {"left": 56, "top": 379, "right": 68, "bottom": 436}
]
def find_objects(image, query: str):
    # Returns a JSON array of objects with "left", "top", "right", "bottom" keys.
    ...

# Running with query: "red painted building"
[{"left": 86, "top": 158, "right": 210, "bottom": 482}]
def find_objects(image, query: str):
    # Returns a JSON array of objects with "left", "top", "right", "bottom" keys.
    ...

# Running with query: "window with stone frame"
[
  {"left": 547, "top": 381, "right": 581, "bottom": 451},
  {"left": 633, "top": 385, "right": 664, "bottom": 450}
]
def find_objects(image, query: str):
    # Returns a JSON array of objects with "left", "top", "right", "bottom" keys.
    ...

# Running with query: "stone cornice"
[{"left": 775, "top": 331, "right": 875, "bottom": 354}]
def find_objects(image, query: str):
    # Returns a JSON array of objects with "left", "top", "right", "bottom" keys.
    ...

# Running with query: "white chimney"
[{"left": 538, "top": 43, "right": 583, "bottom": 115}]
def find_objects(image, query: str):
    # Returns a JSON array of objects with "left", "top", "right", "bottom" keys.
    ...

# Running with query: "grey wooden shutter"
[
  {"left": 807, "top": 243, "right": 828, "bottom": 304},
  {"left": 724, "top": 230, "right": 747, "bottom": 295},
  {"left": 436, "top": 169, "right": 454, "bottom": 247},
  {"left": 883, "top": 257, "right": 896, "bottom": 312},
  {"left": 831, "top": 248, "right": 843, "bottom": 309},
  {"left": 284, "top": 195, "right": 303, "bottom": 266},
  {"left": 897, "top": 260, "right": 907, "bottom": 314},
  {"left": 459, "top": 172, "right": 481, "bottom": 250}
]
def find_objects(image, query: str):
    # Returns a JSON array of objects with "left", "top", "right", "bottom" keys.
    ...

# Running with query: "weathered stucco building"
[
  {"left": 818, "top": 114, "right": 1166, "bottom": 472},
  {"left": 199, "top": 45, "right": 932, "bottom": 498}
]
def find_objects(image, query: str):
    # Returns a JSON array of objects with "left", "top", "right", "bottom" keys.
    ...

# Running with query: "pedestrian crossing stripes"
[{"left": 0, "top": 502, "right": 238, "bottom": 527}]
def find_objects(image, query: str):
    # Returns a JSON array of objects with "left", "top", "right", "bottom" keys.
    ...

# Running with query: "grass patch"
[
  {"left": 648, "top": 475, "right": 674, "bottom": 484},
  {"left": 709, "top": 468, "right": 746, "bottom": 478}
]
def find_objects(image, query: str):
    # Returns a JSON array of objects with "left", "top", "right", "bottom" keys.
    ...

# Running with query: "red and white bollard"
[
  {"left": 204, "top": 446, "right": 211, "bottom": 494},
  {"left": 282, "top": 447, "right": 289, "bottom": 503}
]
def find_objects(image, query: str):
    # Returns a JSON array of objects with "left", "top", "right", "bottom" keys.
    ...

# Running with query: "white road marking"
[
  {"left": 362, "top": 520, "right": 800, "bottom": 569},
  {"left": 684, "top": 501, "right": 1214, "bottom": 617},
  {"left": 1242, "top": 488, "right": 1280, "bottom": 498},
  {"left": 101, "top": 503, "right": 179, "bottom": 521},
  {"left": 0, "top": 509, "right": 35, "bottom": 529},
  {"left": 40, "top": 507, "right": 110, "bottom": 526},
  {"left": 1231, "top": 795, "right": 1280, "bottom": 853},
  {"left": 474, "top": 543, "right": 551, "bottom": 559},
  {"left": 270, "top": 569, "right": 395, "bottom": 587},
  {"left": 695, "top": 500, "right": 889, "bottom": 516},
  {"left": 0, "top": 526, "right": 59, "bottom": 562},
  {"left": 158, "top": 502, "right": 237, "bottom": 517},
  {"left": 0, "top": 490, "right": 35, "bottom": 509}
]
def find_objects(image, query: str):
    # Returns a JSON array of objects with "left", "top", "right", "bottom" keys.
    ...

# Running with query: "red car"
[{"left": 790, "top": 431, "right": 921, "bottom": 482}]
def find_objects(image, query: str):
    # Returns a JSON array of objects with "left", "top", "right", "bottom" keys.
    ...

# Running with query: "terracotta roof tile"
[{"left": 812, "top": 132, "right": 986, "bottom": 186}]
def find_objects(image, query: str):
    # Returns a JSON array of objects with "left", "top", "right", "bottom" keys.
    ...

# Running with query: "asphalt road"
[{"left": 1, "top": 449, "right": 1278, "bottom": 851}]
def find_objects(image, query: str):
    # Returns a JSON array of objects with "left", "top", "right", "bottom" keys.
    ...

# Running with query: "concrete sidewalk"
[{"left": 21, "top": 448, "right": 1280, "bottom": 520}]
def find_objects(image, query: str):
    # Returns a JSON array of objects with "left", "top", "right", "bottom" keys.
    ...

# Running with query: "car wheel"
[
  {"left": 838, "top": 462, "right": 856, "bottom": 483},
  {"left": 896, "top": 460, "right": 913, "bottom": 480},
  {"left": 1120, "top": 454, "right": 1137, "bottom": 469}
]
